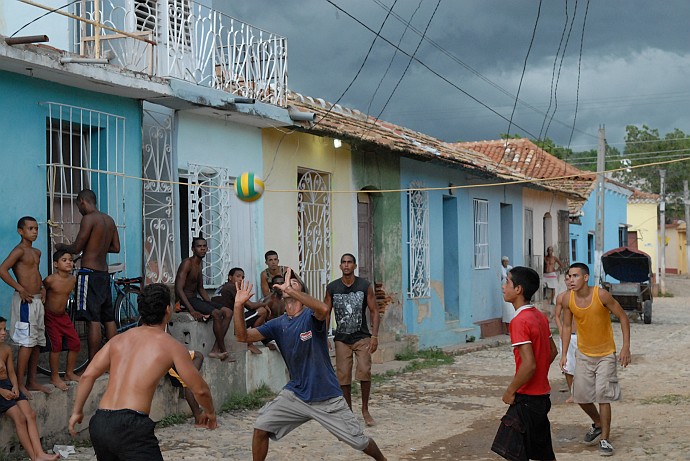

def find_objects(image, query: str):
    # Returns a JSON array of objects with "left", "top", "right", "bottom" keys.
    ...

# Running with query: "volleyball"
[{"left": 235, "top": 172, "right": 265, "bottom": 202}]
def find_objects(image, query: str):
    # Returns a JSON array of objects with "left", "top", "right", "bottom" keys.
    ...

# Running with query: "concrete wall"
[
  {"left": 628, "top": 202, "right": 659, "bottom": 273},
  {"left": 569, "top": 183, "right": 631, "bottom": 283},
  {"left": 0, "top": 71, "right": 143, "bottom": 319},
  {"left": 261, "top": 130, "right": 355, "bottom": 288},
  {"left": 400, "top": 158, "right": 523, "bottom": 348},
  {"left": 175, "top": 111, "right": 265, "bottom": 286},
  {"left": 0, "top": 317, "right": 288, "bottom": 456},
  {"left": 351, "top": 147, "right": 404, "bottom": 336}
]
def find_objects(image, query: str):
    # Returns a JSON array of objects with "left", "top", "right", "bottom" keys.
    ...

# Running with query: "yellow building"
[
  {"left": 627, "top": 190, "right": 659, "bottom": 275},
  {"left": 665, "top": 221, "right": 688, "bottom": 275}
]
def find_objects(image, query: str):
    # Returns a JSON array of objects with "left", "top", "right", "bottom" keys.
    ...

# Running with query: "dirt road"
[{"left": 71, "top": 276, "right": 690, "bottom": 460}]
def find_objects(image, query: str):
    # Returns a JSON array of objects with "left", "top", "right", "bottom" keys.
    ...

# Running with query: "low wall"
[{"left": 0, "top": 312, "right": 288, "bottom": 455}]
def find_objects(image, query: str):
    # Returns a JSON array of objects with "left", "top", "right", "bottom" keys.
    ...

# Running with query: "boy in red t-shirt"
[{"left": 492, "top": 266, "right": 558, "bottom": 461}]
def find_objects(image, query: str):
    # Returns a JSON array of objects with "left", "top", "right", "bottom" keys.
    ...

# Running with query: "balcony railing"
[{"left": 72, "top": 0, "right": 288, "bottom": 106}]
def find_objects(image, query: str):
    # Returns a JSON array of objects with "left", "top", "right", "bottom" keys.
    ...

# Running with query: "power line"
[
  {"left": 367, "top": 0, "right": 442, "bottom": 137},
  {"left": 325, "top": 0, "right": 542, "bottom": 140},
  {"left": 315, "top": 0, "right": 400, "bottom": 128},
  {"left": 369, "top": 0, "right": 599, "bottom": 140},
  {"left": 11, "top": 0, "right": 80, "bottom": 37},
  {"left": 504, "top": 0, "right": 542, "bottom": 153}
]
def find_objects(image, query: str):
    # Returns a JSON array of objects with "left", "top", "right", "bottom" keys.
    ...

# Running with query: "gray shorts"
[
  {"left": 573, "top": 351, "right": 621, "bottom": 404},
  {"left": 255, "top": 389, "right": 369, "bottom": 451}
]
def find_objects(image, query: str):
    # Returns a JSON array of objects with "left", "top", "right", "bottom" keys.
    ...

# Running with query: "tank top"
[{"left": 569, "top": 286, "right": 616, "bottom": 357}]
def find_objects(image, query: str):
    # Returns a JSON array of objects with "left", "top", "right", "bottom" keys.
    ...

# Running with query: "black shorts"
[
  {"left": 491, "top": 394, "right": 555, "bottom": 461},
  {"left": 76, "top": 269, "right": 114, "bottom": 323},
  {"left": 188, "top": 297, "right": 224, "bottom": 315},
  {"left": 90, "top": 409, "right": 162, "bottom": 461},
  {"left": 244, "top": 308, "right": 261, "bottom": 327},
  {"left": 0, "top": 379, "right": 27, "bottom": 414}
]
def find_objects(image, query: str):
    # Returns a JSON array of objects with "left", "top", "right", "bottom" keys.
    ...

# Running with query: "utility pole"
[
  {"left": 659, "top": 169, "right": 666, "bottom": 294},
  {"left": 593, "top": 126, "right": 606, "bottom": 284},
  {"left": 683, "top": 179, "right": 690, "bottom": 271}
]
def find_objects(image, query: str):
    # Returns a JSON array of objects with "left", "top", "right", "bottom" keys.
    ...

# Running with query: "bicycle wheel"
[
  {"left": 37, "top": 296, "right": 90, "bottom": 377},
  {"left": 115, "top": 285, "right": 141, "bottom": 332}
]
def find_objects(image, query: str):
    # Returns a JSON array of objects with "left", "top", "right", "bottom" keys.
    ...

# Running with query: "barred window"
[
  {"left": 473, "top": 199, "right": 489, "bottom": 269},
  {"left": 408, "top": 183, "right": 430, "bottom": 298}
]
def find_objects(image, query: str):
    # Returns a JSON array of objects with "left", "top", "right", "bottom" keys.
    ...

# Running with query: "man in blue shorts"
[
  {"left": 233, "top": 269, "right": 387, "bottom": 461},
  {"left": 56, "top": 189, "right": 120, "bottom": 360}
]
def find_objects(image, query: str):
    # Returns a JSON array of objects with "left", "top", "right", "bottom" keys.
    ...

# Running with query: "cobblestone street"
[{"left": 69, "top": 276, "right": 690, "bottom": 460}]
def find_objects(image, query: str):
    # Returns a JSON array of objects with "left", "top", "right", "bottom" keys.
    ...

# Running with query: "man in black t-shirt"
[{"left": 324, "top": 253, "right": 380, "bottom": 427}]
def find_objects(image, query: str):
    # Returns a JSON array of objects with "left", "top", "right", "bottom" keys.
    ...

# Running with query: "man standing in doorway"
[
  {"left": 325, "top": 253, "right": 380, "bottom": 427},
  {"left": 543, "top": 246, "right": 563, "bottom": 305},
  {"left": 56, "top": 189, "right": 120, "bottom": 360}
]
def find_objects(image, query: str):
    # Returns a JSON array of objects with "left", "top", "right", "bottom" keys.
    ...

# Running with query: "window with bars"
[
  {"left": 45, "top": 102, "right": 127, "bottom": 271},
  {"left": 473, "top": 199, "right": 489, "bottom": 269},
  {"left": 408, "top": 184, "right": 430, "bottom": 298},
  {"left": 181, "top": 164, "right": 257, "bottom": 287},
  {"left": 134, "top": 0, "right": 157, "bottom": 31}
]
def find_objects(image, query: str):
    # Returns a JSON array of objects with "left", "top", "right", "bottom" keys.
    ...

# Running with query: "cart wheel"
[{"left": 643, "top": 300, "right": 652, "bottom": 324}]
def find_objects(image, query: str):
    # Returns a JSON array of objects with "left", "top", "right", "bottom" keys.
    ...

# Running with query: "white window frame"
[{"left": 473, "top": 198, "right": 489, "bottom": 269}]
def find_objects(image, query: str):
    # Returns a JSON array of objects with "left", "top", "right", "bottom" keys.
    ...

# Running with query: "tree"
[{"left": 619, "top": 125, "right": 690, "bottom": 219}]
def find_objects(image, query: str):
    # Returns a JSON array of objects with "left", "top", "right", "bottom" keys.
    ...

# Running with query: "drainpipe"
[
  {"left": 288, "top": 106, "right": 316, "bottom": 122},
  {"left": 4, "top": 35, "right": 49, "bottom": 45}
]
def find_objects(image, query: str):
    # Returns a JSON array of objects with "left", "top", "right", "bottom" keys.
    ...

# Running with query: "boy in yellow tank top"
[{"left": 559, "top": 263, "right": 631, "bottom": 457}]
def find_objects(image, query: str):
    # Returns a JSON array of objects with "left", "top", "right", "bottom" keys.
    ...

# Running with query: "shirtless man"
[
  {"left": 56, "top": 189, "right": 120, "bottom": 360},
  {"left": 175, "top": 237, "right": 232, "bottom": 360},
  {"left": 69, "top": 283, "right": 216, "bottom": 460},
  {"left": 543, "top": 246, "right": 563, "bottom": 305},
  {"left": 0, "top": 216, "right": 51, "bottom": 397}
]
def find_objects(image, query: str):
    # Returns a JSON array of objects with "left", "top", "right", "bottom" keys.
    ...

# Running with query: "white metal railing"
[
  {"left": 408, "top": 182, "right": 430, "bottom": 298},
  {"left": 71, "top": 0, "right": 287, "bottom": 106}
]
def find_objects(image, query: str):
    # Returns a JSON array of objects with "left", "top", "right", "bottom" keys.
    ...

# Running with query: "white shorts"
[
  {"left": 559, "top": 333, "right": 578, "bottom": 375},
  {"left": 543, "top": 272, "right": 559, "bottom": 289},
  {"left": 10, "top": 292, "right": 46, "bottom": 348}
]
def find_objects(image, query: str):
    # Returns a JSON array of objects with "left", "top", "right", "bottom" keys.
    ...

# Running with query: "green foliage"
[
  {"left": 618, "top": 125, "right": 690, "bottom": 219},
  {"left": 221, "top": 384, "right": 275, "bottom": 412},
  {"left": 157, "top": 413, "right": 189, "bottom": 428}
]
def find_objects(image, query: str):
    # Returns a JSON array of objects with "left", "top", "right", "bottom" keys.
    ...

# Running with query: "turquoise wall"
[
  {"left": 0, "top": 71, "right": 142, "bottom": 318},
  {"left": 400, "top": 158, "right": 522, "bottom": 348},
  {"left": 569, "top": 185, "right": 629, "bottom": 284}
]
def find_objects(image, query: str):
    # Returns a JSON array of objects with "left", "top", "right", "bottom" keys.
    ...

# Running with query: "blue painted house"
[
  {"left": 0, "top": 67, "right": 143, "bottom": 318},
  {"left": 287, "top": 98, "right": 575, "bottom": 349},
  {"left": 569, "top": 179, "right": 632, "bottom": 284}
]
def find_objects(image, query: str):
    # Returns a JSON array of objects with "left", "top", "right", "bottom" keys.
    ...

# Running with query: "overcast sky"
[{"left": 223, "top": 1, "right": 690, "bottom": 153}]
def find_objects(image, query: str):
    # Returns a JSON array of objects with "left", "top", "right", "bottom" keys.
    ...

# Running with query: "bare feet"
[
  {"left": 26, "top": 382, "right": 53, "bottom": 396},
  {"left": 50, "top": 377, "right": 69, "bottom": 391},
  {"left": 248, "top": 343, "right": 262, "bottom": 354},
  {"left": 221, "top": 352, "right": 235, "bottom": 362},
  {"left": 19, "top": 386, "right": 33, "bottom": 399},
  {"left": 566, "top": 396, "right": 574, "bottom": 404},
  {"left": 267, "top": 342, "right": 278, "bottom": 351},
  {"left": 36, "top": 453, "right": 60, "bottom": 461},
  {"left": 208, "top": 351, "right": 223, "bottom": 359},
  {"left": 363, "top": 410, "right": 376, "bottom": 427},
  {"left": 194, "top": 416, "right": 207, "bottom": 428},
  {"left": 64, "top": 373, "right": 81, "bottom": 383}
]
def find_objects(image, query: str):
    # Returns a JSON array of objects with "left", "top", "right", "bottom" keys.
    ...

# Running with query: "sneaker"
[
  {"left": 584, "top": 424, "right": 602, "bottom": 443},
  {"left": 599, "top": 439, "right": 614, "bottom": 456}
]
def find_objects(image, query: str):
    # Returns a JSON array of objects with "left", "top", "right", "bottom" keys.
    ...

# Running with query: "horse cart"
[{"left": 600, "top": 247, "right": 653, "bottom": 324}]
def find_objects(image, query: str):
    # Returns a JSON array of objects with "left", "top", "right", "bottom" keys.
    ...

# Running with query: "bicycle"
[{"left": 37, "top": 261, "right": 142, "bottom": 377}]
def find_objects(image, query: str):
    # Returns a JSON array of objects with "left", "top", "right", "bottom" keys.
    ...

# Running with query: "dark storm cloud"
[{"left": 221, "top": 1, "right": 690, "bottom": 150}]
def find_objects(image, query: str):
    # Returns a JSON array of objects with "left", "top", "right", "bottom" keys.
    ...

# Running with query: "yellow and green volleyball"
[{"left": 235, "top": 172, "right": 265, "bottom": 202}]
